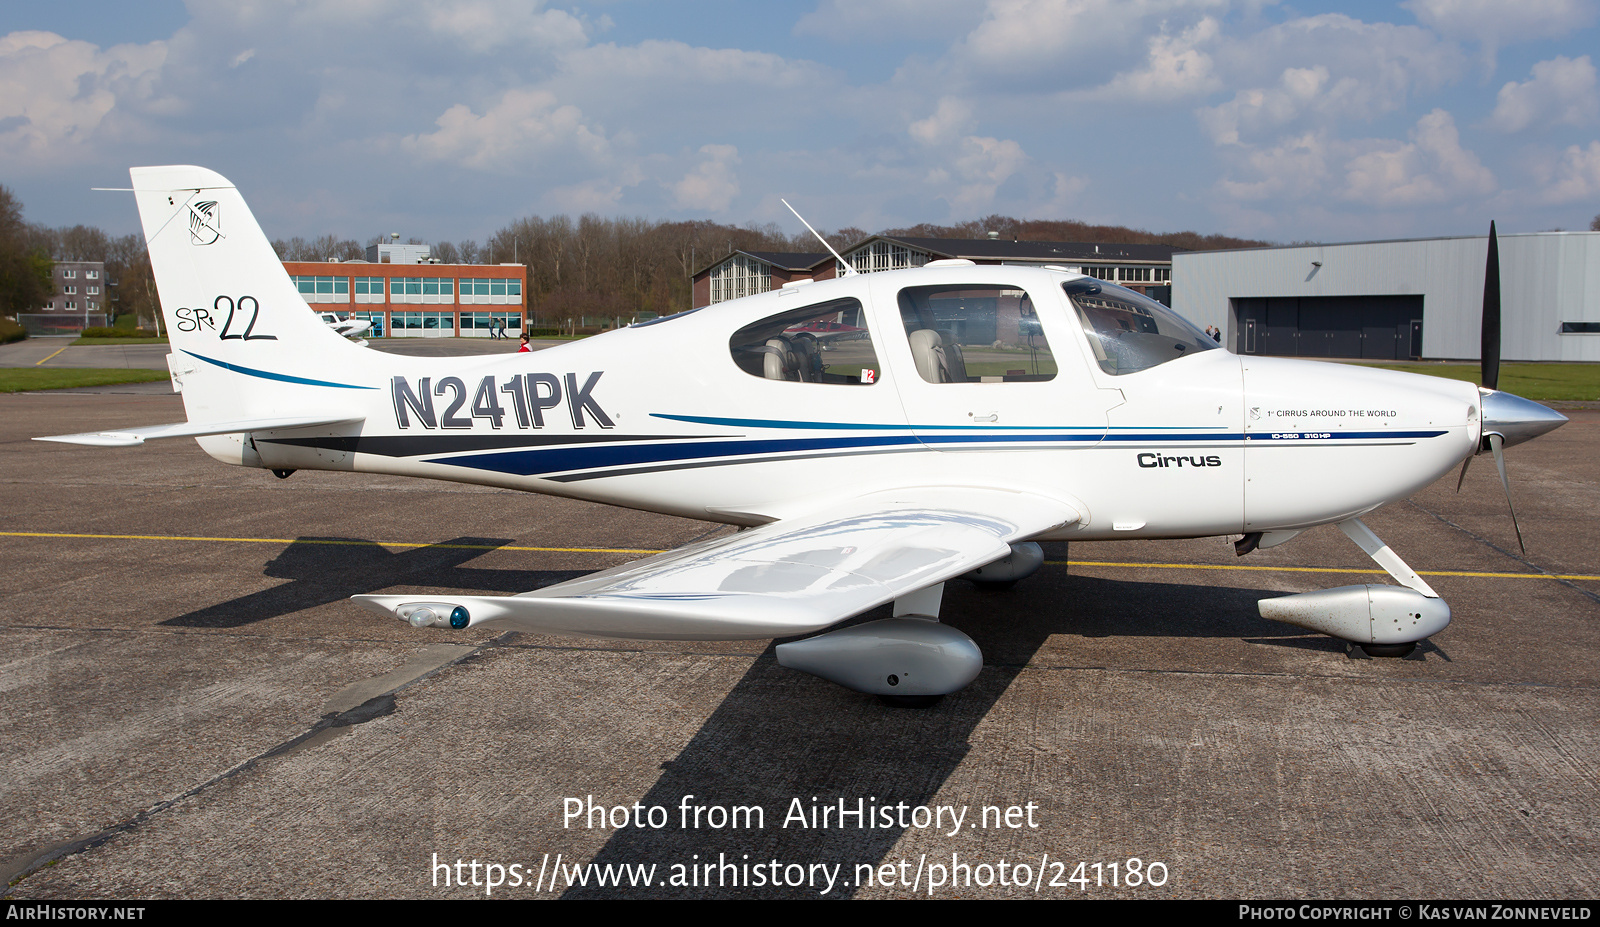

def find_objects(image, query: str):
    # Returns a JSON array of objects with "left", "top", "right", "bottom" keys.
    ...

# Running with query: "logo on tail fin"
[{"left": 188, "top": 201, "right": 222, "bottom": 245}]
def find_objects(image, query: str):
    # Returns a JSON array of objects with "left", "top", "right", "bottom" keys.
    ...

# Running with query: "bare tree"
[{"left": 0, "top": 186, "right": 55, "bottom": 316}]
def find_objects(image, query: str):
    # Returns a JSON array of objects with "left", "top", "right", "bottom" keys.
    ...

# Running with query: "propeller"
[
  {"left": 1455, "top": 220, "right": 1567, "bottom": 553},
  {"left": 1482, "top": 220, "right": 1500, "bottom": 392}
]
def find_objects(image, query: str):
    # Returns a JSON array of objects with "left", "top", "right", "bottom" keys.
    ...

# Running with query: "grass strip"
[{"left": 0, "top": 368, "right": 170, "bottom": 392}]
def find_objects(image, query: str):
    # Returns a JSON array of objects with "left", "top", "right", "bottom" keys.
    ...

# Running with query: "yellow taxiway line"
[
  {"left": 34, "top": 347, "right": 67, "bottom": 366},
  {"left": 0, "top": 531, "right": 658, "bottom": 556},
  {"left": 2, "top": 530, "right": 1596, "bottom": 582},
  {"left": 1046, "top": 560, "right": 1600, "bottom": 581}
]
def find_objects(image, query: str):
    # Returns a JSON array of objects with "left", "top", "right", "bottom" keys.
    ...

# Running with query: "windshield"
[{"left": 1063, "top": 278, "right": 1217, "bottom": 375}]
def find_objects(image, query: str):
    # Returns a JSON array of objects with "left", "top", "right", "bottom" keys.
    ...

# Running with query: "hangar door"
[{"left": 1231, "top": 295, "right": 1423, "bottom": 360}]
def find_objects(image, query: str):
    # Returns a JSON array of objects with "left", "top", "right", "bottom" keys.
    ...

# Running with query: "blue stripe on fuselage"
[{"left": 422, "top": 427, "right": 1448, "bottom": 478}]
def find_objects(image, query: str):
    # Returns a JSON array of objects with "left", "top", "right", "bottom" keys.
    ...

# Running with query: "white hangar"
[{"left": 1172, "top": 231, "right": 1600, "bottom": 363}]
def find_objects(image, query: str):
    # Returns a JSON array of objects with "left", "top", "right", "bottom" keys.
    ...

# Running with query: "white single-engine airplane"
[
  {"left": 317, "top": 311, "right": 372, "bottom": 344},
  {"left": 41, "top": 166, "right": 1568, "bottom": 703}
]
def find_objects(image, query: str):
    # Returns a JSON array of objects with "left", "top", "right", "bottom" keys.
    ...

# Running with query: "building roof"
[
  {"left": 857, "top": 235, "right": 1180, "bottom": 264},
  {"left": 737, "top": 250, "right": 831, "bottom": 269},
  {"left": 693, "top": 249, "right": 831, "bottom": 277},
  {"left": 1175, "top": 229, "right": 1599, "bottom": 256},
  {"left": 693, "top": 238, "right": 1180, "bottom": 279},
  {"left": 282, "top": 261, "right": 523, "bottom": 273}
]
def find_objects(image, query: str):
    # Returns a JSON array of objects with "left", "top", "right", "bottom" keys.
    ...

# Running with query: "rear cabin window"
[
  {"left": 897, "top": 284, "right": 1056, "bottom": 383},
  {"left": 728, "top": 298, "right": 880, "bottom": 385}
]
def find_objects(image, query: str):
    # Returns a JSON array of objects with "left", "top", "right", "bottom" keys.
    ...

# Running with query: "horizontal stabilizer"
[
  {"left": 35, "top": 414, "right": 365, "bottom": 447},
  {"left": 353, "top": 486, "right": 1081, "bottom": 640}
]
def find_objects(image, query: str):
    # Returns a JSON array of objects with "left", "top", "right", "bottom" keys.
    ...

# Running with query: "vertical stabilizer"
[{"left": 131, "top": 166, "right": 378, "bottom": 426}]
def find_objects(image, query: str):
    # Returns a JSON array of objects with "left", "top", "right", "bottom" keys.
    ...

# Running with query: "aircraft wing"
[
  {"left": 352, "top": 486, "right": 1081, "bottom": 641},
  {"left": 35, "top": 414, "right": 365, "bottom": 447}
]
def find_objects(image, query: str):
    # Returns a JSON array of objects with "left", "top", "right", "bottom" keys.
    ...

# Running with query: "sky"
[{"left": 4, "top": 0, "right": 1599, "bottom": 246}]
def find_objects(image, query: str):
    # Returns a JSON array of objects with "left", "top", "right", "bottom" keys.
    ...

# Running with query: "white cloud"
[
  {"left": 1216, "top": 132, "right": 1331, "bottom": 200},
  {"left": 1029, "top": 170, "right": 1090, "bottom": 217},
  {"left": 905, "top": 94, "right": 1028, "bottom": 215},
  {"left": 943, "top": 0, "right": 1228, "bottom": 90},
  {"left": 909, "top": 97, "right": 973, "bottom": 145},
  {"left": 402, "top": 88, "right": 610, "bottom": 173},
  {"left": 1343, "top": 109, "right": 1495, "bottom": 205},
  {"left": 1486, "top": 56, "right": 1599, "bottom": 132},
  {"left": 0, "top": 31, "right": 168, "bottom": 168},
  {"left": 1534, "top": 140, "right": 1600, "bottom": 201},
  {"left": 947, "top": 135, "right": 1029, "bottom": 214},
  {"left": 419, "top": 0, "right": 589, "bottom": 53},
  {"left": 181, "top": 0, "right": 591, "bottom": 55},
  {"left": 1200, "top": 67, "right": 1332, "bottom": 146},
  {"left": 672, "top": 144, "right": 741, "bottom": 213},
  {"left": 1403, "top": 0, "right": 1596, "bottom": 68},
  {"left": 550, "top": 168, "right": 642, "bottom": 213},
  {"left": 1199, "top": 14, "right": 1464, "bottom": 144},
  {"left": 563, "top": 40, "right": 826, "bottom": 94},
  {"left": 792, "top": 0, "right": 986, "bottom": 42},
  {"left": 1095, "top": 16, "right": 1221, "bottom": 101}
]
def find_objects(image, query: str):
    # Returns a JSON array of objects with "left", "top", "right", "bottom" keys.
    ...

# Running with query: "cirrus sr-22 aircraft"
[{"left": 41, "top": 166, "right": 1569, "bottom": 704}]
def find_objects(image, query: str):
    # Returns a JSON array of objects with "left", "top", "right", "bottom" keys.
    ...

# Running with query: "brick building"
[{"left": 282, "top": 260, "right": 526, "bottom": 338}]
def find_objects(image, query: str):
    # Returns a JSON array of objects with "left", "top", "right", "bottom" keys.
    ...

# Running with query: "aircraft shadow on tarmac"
[
  {"left": 158, "top": 535, "right": 1348, "bottom": 898},
  {"left": 159, "top": 536, "right": 588, "bottom": 628},
  {"left": 559, "top": 566, "right": 1357, "bottom": 899}
]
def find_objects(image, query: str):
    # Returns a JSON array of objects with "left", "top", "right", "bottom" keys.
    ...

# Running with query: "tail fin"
[{"left": 131, "top": 166, "right": 378, "bottom": 425}]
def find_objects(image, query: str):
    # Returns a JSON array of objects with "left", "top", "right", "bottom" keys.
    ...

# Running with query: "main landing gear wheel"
[{"left": 1358, "top": 642, "right": 1417, "bottom": 658}]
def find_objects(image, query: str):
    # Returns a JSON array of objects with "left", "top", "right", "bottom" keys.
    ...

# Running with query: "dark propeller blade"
[{"left": 1482, "top": 221, "right": 1500, "bottom": 392}]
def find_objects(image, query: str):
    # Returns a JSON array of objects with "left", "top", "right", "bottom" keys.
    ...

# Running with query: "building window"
[
  {"left": 838, "top": 241, "right": 930, "bottom": 276},
  {"left": 1154, "top": 268, "right": 1171, "bottom": 282},
  {"left": 389, "top": 310, "right": 455, "bottom": 336},
  {"left": 87, "top": 286, "right": 99, "bottom": 295},
  {"left": 458, "top": 277, "right": 521, "bottom": 305},
  {"left": 353, "top": 277, "right": 386, "bottom": 303},
  {"left": 87, "top": 301, "right": 97, "bottom": 309},
  {"left": 63, "top": 285, "right": 76, "bottom": 294},
  {"left": 391, "top": 277, "right": 455, "bottom": 304},
  {"left": 460, "top": 311, "right": 524, "bottom": 336},
  {"left": 709, "top": 254, "right": 772, "bottom": 304},
  {"left": 65, "top": 301, "right": 76, "bottom": 310},
  {"left": 62, "top": 270, "right": 76, "bottom": 279},
  {"left": 1118, "top": 267, "right": 1152, "bottom": 283},
  {"left": 86, "top": 270, "right": 99, "bottom": 280},
  {"left": 292, "top": 275, "right": 350, "bottom": 303}
]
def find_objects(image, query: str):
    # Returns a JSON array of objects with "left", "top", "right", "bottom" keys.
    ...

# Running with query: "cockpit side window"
[
  {"left": 896, "top": 285, "right": 1056, "bottom": 383},
  {"left": 728, "top": 297, "right": 880, "bottom": 385},
  {"left": 1063, "top": 278, "right": 1217, "bottom": 375}
]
